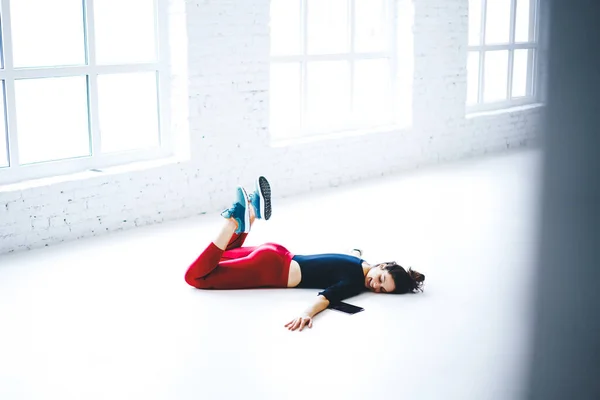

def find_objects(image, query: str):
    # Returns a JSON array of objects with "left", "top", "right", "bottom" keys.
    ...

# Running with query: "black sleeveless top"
[{"left": 292, "top": 253, "right": 366, "bottom": 303}]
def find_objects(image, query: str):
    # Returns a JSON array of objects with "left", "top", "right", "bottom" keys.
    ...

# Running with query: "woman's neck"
[{"left": 362, "top": 261, "right": 372, "bottom": 277}]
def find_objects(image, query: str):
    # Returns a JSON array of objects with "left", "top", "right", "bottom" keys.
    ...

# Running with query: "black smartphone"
[{"left": 328, "top": 301, "right": 364, "bottom": 315}]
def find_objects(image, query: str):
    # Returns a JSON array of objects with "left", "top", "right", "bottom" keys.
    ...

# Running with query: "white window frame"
[
  {"left": 468, "top": 0, "right": 541, "bottom": 113},
  {"left": 270, "top": 0, "right": 400, "bottom": 140},
  {"left": 0, "top": 0, "right": 171, "bottom": 185}
]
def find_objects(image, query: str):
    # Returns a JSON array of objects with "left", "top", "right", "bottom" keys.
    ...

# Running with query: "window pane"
[
  {"left": 353, "top": 59, "right": 392, "bottom": 126},
  {"left": 307, "top": 0, "right": 349, "bottom": 55},
  {"left": 270, "top": 63, "right": 301, "bottom": 138},
  {"left": 512, "top": 49, "right": 529, "bottom": 98},
  {"left": 468, "top": 0, "right": 482, "bottom": 46},
  {"left": 467, "top": 51, "right": 480, "bottom": 105},
  {"left": 15, "top": 77, "right": 90, "bottom": 164},
  {"left": 515, "top": 0, "right": 532, "bottom": 42},
  {"left": 485, "top": 0, "right": 511, "bottom": 45},
  {"left": 11, "top": 0, "right": 85, "bottom": 68},
  {"left": 95, "top": 0, "right": 157, "bottom": 64},
  {"left": 354, "top": 0, "right": 387, "bottom": 53},
  {"left": 0, "top": 81, "right": 7, "bottom": 168},
  {"left": 483, "top": 50, "right": 509, "bottom": 103},
  {"left": 306, "top": 61, "right": 350, "bottom": 132},
  {"left": 270, "top": 0, "right": 302, "bottom": 56},
  {"left": 98, "top": 72, "right": 159, "bottom": 153}
]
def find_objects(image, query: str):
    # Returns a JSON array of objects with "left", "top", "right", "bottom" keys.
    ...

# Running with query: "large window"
[
  {"left": 467, "top": 0, "right": 540, "bottom": 111},
  {"left": 0, "top": 0, "right": 169, "bottom": 184},
  {"left": 270, "top": 0, "right": 405, "bottom": 140}
]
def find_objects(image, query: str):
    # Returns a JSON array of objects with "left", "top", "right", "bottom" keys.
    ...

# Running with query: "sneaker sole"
[
  {"left": 256, "top": 176, "right": 272, "bottom": 220},
  {"left": 238, "top": 186, "right": 251, "bottom": 233}
]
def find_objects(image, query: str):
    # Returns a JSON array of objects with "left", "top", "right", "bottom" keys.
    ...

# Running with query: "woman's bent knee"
[{"left": 185, "top": 272, "right": 208, "bottom": 289}]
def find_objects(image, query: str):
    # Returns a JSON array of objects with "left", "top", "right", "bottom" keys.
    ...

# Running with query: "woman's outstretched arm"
[{"left": 285, "top": 295, "right": 330, "bottom": 332}]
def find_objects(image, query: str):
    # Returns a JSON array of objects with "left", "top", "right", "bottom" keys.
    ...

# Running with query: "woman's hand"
[
  {"left": 285, "top": 296, "right": 329, "bottom": 331},
  {"left": 285, "top": 315, "right": 313, "bottom": 332}
]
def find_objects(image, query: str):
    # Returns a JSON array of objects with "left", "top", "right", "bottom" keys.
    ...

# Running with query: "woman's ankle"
[{"left": 249, "top": 204, "right": 256, "bottom": 225}]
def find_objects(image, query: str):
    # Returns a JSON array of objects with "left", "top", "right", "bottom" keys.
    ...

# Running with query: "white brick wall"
[{"left": 0, "top": 0, "right": 544, "bottom": 254}]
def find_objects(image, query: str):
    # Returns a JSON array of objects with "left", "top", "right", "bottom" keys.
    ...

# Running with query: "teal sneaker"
[
  {"left": 248, "top": 176, "right": 272, "bottom": 220},
  {"left": 221, "top": 186, "right": 250, "bottom": 233}
]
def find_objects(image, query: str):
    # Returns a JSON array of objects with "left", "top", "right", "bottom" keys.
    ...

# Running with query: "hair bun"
[{"left": 408, "top": 268, "right": 425, "bottom": 291}]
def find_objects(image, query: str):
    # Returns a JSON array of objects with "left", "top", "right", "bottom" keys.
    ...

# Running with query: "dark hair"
[{"left": 380, "top": 262, "right": 425, "bottom": 294}]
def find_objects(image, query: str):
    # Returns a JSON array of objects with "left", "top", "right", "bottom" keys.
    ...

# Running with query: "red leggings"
[{"left": 184, "top": 232, "right": 294, "bottom": 289}]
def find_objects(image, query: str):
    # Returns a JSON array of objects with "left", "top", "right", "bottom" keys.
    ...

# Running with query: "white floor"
[{"left": 0, "top": 149, "right": 543, "bottom": 400}]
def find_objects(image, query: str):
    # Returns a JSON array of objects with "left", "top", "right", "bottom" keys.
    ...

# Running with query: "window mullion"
[
  {"left": 84, "top": 0, "right": 96, "bottom": 66},
  {"left": 4, "top": 80, "right": 19, "bottom": 168},
  {"left": 84, "top": 0, "right": 101, "bottom": 157},
  {"left": 478, "top": 0, "right": 487, "bottom": 104},
  {"left": 300, "top": 0, "right": 308, "bottom": 135},
  {"left": 468, "top": 42, "right": 532, "bottom": 51},
  {"left": 349, "top": 0, "right": 355, "bottom": 129},
  {"left": 530, "top": 0, "right": 538, "bottom": 43},
  {"left": 5, "top": 64, "right": 158, "bottom": 79},
  {"left": 1, "top": 0, "right": 20, "bottom": 168},
  {"left": 389, "top": 0, "right": 399, "bottom": 126},
  {"left": 527, "top": 46, "right": 535, "bottom": 98},
  {"left": 155, "top": 0, "right": 170, "bottom": 152},
  {"left": 530, "top": 0, "right": 540, "bottom": 99},
  {"left": 153, "top": 0, "right": 163, "bottom": 65},
  {"left": 507, "top": 0, "right": 517, "bottom": 100}
]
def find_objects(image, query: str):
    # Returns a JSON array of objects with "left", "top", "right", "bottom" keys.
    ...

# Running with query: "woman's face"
[{"left": 365, "top": 264, "right": 396, "bottom": 293}]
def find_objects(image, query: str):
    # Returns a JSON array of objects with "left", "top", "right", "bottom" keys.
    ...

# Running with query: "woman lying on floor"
[{"left": 184, "top": 177, "right": 425, "bottom": 332}]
